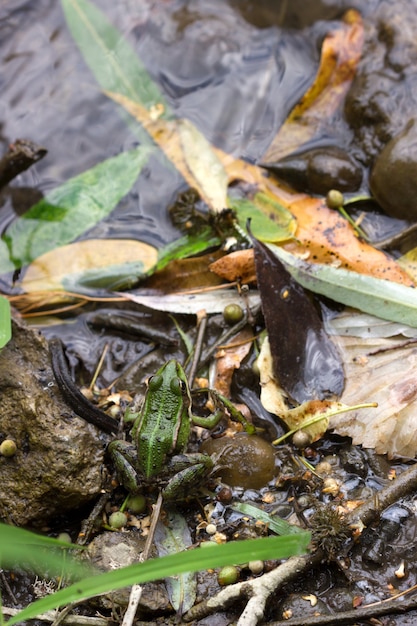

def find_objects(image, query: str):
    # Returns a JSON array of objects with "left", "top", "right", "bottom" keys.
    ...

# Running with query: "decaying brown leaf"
[
  {"left": 214, "top": 326, "right": 254, "bottom": 398},
  {"left": 251, "top": 232, "right": 344, "bottom": 403},
  {"left": 105, "top": 92, "right": 228, "bottom": 213},
  {"left": 262, "top": 9, "right": 364, "bottom": 163}
]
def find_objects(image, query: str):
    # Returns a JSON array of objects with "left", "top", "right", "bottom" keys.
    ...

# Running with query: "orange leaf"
[{"left": 262, "top": 9, "right": 364, "bottom": 162}]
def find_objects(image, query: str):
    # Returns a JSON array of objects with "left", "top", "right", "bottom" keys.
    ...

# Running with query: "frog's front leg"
[
  {"left": 108, "top": 439, "right": 141, "bottom": 494},
  {"left": 162, "top": 453, "right": 214, "bottom": 501}
]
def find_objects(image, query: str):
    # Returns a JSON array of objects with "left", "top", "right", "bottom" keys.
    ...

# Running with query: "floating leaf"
[
  {"left": 106, "top": 92, "right": 228, "bottom": 212},
  {"left": 155, "top": 510, "right": 196, "bottom": 614},
  {"left": 61, "top": 0, "right": 170, "bottom": 117},
  {"left": 1, "top": 146, "right": 151, "bottom": 270},
  {"left": 230, "top": 192, "right": 296, "bottom": 243},
  {"left": 262, "top": 10, "right": 364, "bottom": 162},
  {"left": 251, "top": 234, "right": 344, "bottom": 403},
  {"left": 269, "top": 244, "right": 417, "bottom": 328},
  {"left": 21, "top": 239, "right": 158, "bottom": 293}
]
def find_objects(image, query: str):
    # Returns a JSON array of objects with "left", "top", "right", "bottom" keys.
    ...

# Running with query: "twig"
[
  {"left": 1, "top": 605, "right": 108, "bottom": 626},
  {"left": 121, "top": 492, "right": 164, "bottom": 626},
  {"left": 184, "top": 462, "right": 417, "bottom": 625},
  {"left": 267, "top": 593, "right": 417, "bottom": 625}
]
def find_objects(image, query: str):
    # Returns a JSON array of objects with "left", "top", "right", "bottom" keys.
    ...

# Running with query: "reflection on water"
[
  {"left": 0, "top": 0, "right": 390, "bottom": 287},
  {"left": 0, "top": 0, "right": 329, "bottom": 274}
]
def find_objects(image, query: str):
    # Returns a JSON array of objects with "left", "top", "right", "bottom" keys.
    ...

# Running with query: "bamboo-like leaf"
[
  {"left": 106, "top": 92, "right": 228, "bottom": 212},
  {"left": 61, "top": 0, "right": 170, "bottom": 116},
  {"left": 232, "top": 503, "right": 305, "bottom": 536},
  {"left": 155, "top": 510, "right": 196, "bottom": 613},
  {"left": 230, "top": 192, "right": 296, "bottom": 243},
  {"left": 1, "top": 146, "right": 151, "bottom": 269},
  {"left": 6, "top": 533, "right": 310, "bottom": 626},
  {"left": 0, "top": 296, "right": 11, "bottom": 348},
  {"left": 269, "top": 244, "right": 417, "bottom": 327},
  {"left": 0, "top": 523, "right": 88, "bottom": 579}
]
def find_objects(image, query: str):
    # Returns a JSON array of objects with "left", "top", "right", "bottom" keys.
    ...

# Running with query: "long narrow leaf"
[
  {"left": 269, "top": 244, "right": 417, "bottom": 327},
  {"left": 1, "top": 146, "right": 151, "bottom": 269},
  {"left": 61, "top": 0, "right": 171, "bottom": 117},
  {"left": 0, "top": 297, "right": 11, "bottom": 348},
  {"left": 6, "top": 533, "right": 310, "bottom": 625}
]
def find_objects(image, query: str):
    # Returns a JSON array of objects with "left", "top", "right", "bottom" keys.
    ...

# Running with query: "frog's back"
[{"left": 137, "top": 360, "right": 191, "bottom": 479}]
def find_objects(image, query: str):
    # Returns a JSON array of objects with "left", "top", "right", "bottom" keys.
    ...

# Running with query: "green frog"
[{"left": 109, "top": 360, "right": 221, "bottom": 501}]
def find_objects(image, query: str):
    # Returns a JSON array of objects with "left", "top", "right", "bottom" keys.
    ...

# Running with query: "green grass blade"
[
  {"left": 6, "top": 533, "right": 310, "bottom": 625},
  {"left": 0, "top": 297, "right": 11, "bottom": 348},
  {"left": 0, "top": 524, "right": 88, "bottom": 579},
  {"left": 269, "top": 244, "right": 417, "bottom": 327},
  {"left": 1, "top": 146, "right": 151, "bottom": 269},
  {"left": 61, "top": 0, "right": 171, "bottom": 117}
]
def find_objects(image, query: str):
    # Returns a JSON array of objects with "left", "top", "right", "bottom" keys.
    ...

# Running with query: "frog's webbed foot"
[
  {"left": 108, "top": 439, "right": 141, "bottom": 494},
  {"left": 162, "top": 453, "right": 214, "bottom": 501}
]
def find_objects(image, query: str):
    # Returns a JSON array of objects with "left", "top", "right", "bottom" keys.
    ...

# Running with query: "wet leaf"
[
  {"left": 262, "top": 10, "right": 364, "bottom": 162},
  {"left": 61, "top": 0, "right": 171, "bottom": 118},
  {"left": 251, "top": 234, "right": 344, "bottom": 403},
  {"left": 1, "top": 146, "right": 151, "bottom": 270},
  {"left": 215, "top": 155, "right": 412, "bottom": 285},
  {"left": 0, "top": 296, "right": 11, "bottom": 348},
  {"left": 230, "top": 192, "right": 296, "bottom": 243},
  {"left": 209, "top": 249, "right": 257, "bottom": 285},
  {"left": 213, "top": 326, "right": 254, "bottom": 397},
  {"left": 21, "top": 239, "right": 158, "bottom": 293},
  {"left": 105, "top": 92, "right": 228, "bottom": 212},
  {"left": 143, "top": 251, "right": 225, "bottom": 294},
  {"left": 326, "top": 310, "right": 417, "bottom": 457},
  {"left": 232, "top": 503, "right": 305, "bottom": 536},
  {"left": 154, "top": 509, "right": 196, "bottom": 614},
  {"left": 122, "top": 288, "right": 260, "bottom": 315},
  {"left": 269, "top": 244, "right": 417, "bottom": 328}
]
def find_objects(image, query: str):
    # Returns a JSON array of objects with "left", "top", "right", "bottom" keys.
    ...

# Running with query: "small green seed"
[
  {"left": 223, "top": 304, "right": 244, "bottom": 325},
  {"left": 326, "top": 189, "right": 344, "bottom": 209},
  {"left": 0, "top": 439, "right": 17, "bottom": 457},
  {"left": 56, "top": 532, "right": 72, "bottom": 544},
  {"left": 109, "top": 511, "right": 128, "bottom": 529},
  {"left": 218, "top": 565, "right": 239, "bottom": 586},
  {"left": 127, "top": 494, "right": 147, "bottom": 514}
]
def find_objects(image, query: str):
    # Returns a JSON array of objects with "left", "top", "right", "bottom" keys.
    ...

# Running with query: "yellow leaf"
[
  {"left": 105, "top": 91, "right": 228, "bottom": 212},
  {"left": 21, "top": 239, "right": 157, "bottom": 292},
  {"left": 262, "top": 9, "right": 364, "bottom": 162}
]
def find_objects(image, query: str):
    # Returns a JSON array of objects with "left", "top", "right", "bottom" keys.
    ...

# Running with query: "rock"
[
  {"left": 262, "top": 147, "right": 362, "bottom": 195},
  {"left": 370, "top": 120, "right": 417, "bottom": 220},
  {"left": 86, "top": 531, "right": 170, "bottom": 612},
  {"left": 201, "top": 433, "right": 276, "bottom": 489},
  {"left": 0, "top": 316, "right": 108, "bottom": 525}
]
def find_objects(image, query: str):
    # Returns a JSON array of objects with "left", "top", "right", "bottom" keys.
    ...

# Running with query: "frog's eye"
[
  {"left": 170, "top": 377, "right": 187, "bottom": 396},
  {"left": 148, "top": 374, "right": 163, "bottom": 392}
]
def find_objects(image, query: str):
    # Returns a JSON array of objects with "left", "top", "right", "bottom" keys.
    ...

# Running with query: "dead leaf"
[
  {"left": 21, "top": 239, "right": 157, "bottom": 292},
  {"left": 209, "top": 249, "right": 257, "bottom": 284},
  {"left": 251, "top": 232, "right": 344, "bottom": 403},
  {"left": 143, "top": 250, "right": 225, "bottom": 293},
  {"left": 262, "top": 9, "right": 364, "bottom": 162},
  {"left": 105, "top": 92, "right": 228, "bottom": 212},
  {"left": 214, "top": 326, "right": 254, "bottom": 397},
  {"left": 326, "top": 312, "right": 417, "bottom": 457}
]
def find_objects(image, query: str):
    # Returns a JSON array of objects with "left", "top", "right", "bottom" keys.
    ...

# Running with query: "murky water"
[{"left": 0, "top": 0, "right": 366, "bottom": 284}]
